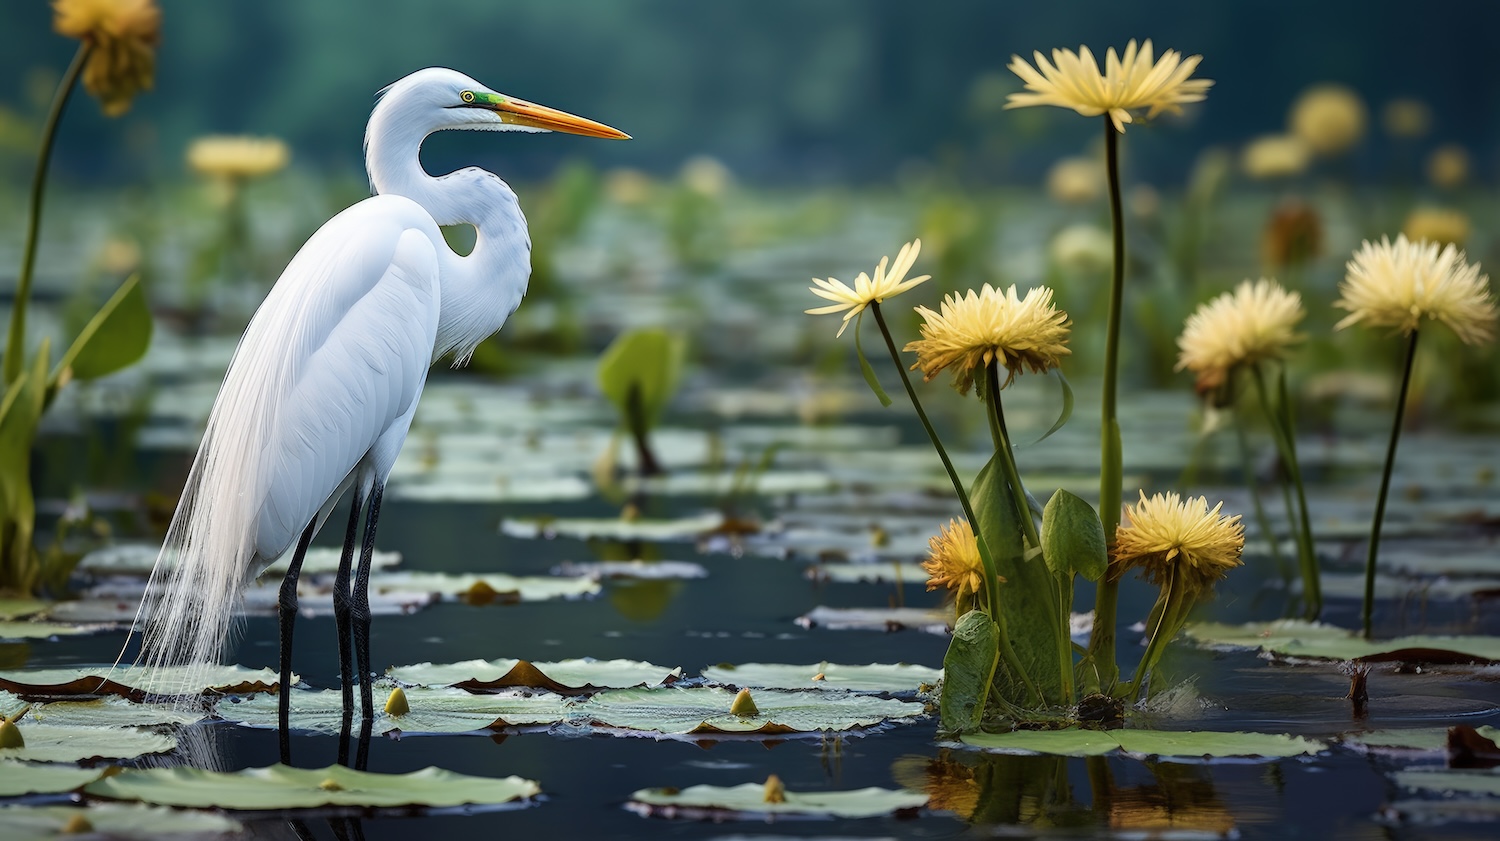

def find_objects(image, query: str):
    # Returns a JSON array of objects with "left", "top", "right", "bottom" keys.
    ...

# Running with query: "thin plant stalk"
[
  {"left": 1249, "top": 362, "right": 1320, "bottom": 618},
  {"left": 4, "top": 45, "right": 90, "bottom": 385},
  {"left": 1362, "top": 330, "right": 1420, "bottom": 639}
]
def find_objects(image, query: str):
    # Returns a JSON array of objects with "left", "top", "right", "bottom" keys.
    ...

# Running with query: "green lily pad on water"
[
  {"left": 368, "top": 571, "right": 600, "bottom": 603},
  {"left": 806, "top": 562, "right": 929, "bottom": 584},
  {"left": 0, "top": 600, "right": 48, "bottom": 621},
  {"left": 0, "top": 664, "right": 289, "bottom": 698},
  {"left": 14, "top": 694, "right": 205, "bottom": 728},
  {"left": 77, "top": 544, "right": 402, "bottom": 578},
  {"left": 218, "top": 686, "right": 573, "bottom": 734},
  {"left": 387, "top": 658, "right": 681, "bottom": 692},
  {"left": 620, "top": 470, "right": 835, "bottom": 497},
  {"left": 85, "top": 763, "right": 540, "bottom": 810},
  {"left": 1185, "top": 620, "right": 1500, "bottom": 664},
  {"left": 0, "top": 620, "right": 103, "bottom": 640},
  {"left": 388, "top": 474, "right": 593, "bottom": 503},
  {"left": 577, "top": 686, "right": 925, "bottom": 735},
  {"left": 1341, "top": 726, "right": 1500, "bottom": 754},
  {"left": 957, "top": 728, "right": 1324, "bottom": 760},
  {"left": 1393, "top": 767, "right": 1500, "bottom": 797},
  {"left": 0, "top": 760, "right": 105, "bottom": 796},
  {"left": 795, "top": 606, "right": 950, "bottom": 634},
  {"left": 0, "top": 803, "right": 241, "bottom": 841},
  {"left": 500, "top": 512, "right": 725, "bottom": 542},
  {"left": 628, "top": 781, "right": 928, "bottom": 819},
  {"left": 0, "top": 722, "right": 176, "bottom": 762},
  {"left": 701, "top": 662, "right": 941, "bottom": 694}
]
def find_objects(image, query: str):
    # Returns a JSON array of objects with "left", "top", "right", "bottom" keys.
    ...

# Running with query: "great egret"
[{"left": 136, "top": 68, "right": 627, "bottom": 758}]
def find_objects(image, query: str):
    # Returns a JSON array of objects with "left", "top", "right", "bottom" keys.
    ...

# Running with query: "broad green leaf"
[
  {"left": 0, "top": 760, "right": 104, "bottom": 796},
  {"left": 50, "top": 273, "right": 153, "bottom": 388},
  {"left": 0, "top": 722, "right": 175, "bottom": 762},
  {"left": 86, "top": 764, "right": 540, "bottom": 810},
  {"left": 500, "top": 512, "right": 724, "bottom": 542},
  {"left": 387, "top": 658, "right": 681, "bottom": 692},
  {"left": 628, "top": 782, "right": 927, "bottom": 819},
  {"left": 1040, "top": 489, "right": 1107, "bottom": 581},
  {"left": 576, "top": 686, "right": 924, "bottom": 735},
  {"left": 0, "top": 664, "right": 289, "bottom": 697},
  {"left": 701, "top": 661, "right": 941, "bottom": 694},
  {"left": 1185, "top": 620, "right": 1500, "bottom": 664},
  {"left": 597, "top": 328, "right": 686, "bottom": 428},
  {"left": 940, "top": 610, "right": 1000, "bottom": 732},
  {"left": 959, "top": 728, "right": 1323, "bottom": 760},
  {"left": 219, "top": 686, "right": 572, "bottom": 734},
  {"left": 851, "top": 310, "right": 893, "bottom": 407},
  {"left": 0, "top": 803, "right": 240, "bottom": 841}
]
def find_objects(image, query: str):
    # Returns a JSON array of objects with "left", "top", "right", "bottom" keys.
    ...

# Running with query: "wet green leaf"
[
  {"left": 0, "top": 803, "right": 240, "bottom": 841},
  {"left": 1185, "top": 620, "right": 1500, "bottom": 664},
  {"left": 387, "top": 658, "right": 681, "bottom": 692},
  {"left": 0, "top": 760, "right": 104, "bottom": 796},
  {"left": 940, "top": 610, "right": 1000, "bottom": 732},
  {"left": 86, "top": 763, "right": 540, "bottom": 810},
  {"left": 51, "top": 273, "right": 153, "bottom": 388},
  {"left": 0, "top": 722, "right": 175, "bottom": 762},
  {"left": 628, "top": 781, "right": 927, "bottom": 818},
  {"left": 577, "top": 686, "right": 925, "bottom": 735},
  {"left": 598, "top": 328, "right": 686, "bottom": 428},
  {"left": 959, "top": 728, "right": 1324, "bottom": 760},
  {"left": 701, "top": 661, "right": 941, "bottom": 694},
  {"left": 1040, "top": 489, "right": 1107, "bottom": 581}
]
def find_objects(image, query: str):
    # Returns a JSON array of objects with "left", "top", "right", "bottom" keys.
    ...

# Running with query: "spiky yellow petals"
[
  {"left": 906, "top": 284, "right": 1070, "bottom": 394},
  {"left": 1335, "top": 235, "right": 1496, "bottom": 345},
  {"left": 806, "top": 240, "right": 930, "bottom": 337},
  {"left": 921, "top": 518, "right": 987, "bottom": 599},
  {"left": 186, "top": 136, "right": 290, "bottom": 181},
  {"left": 1176, "top": 279, "right": 1305, "bottom": 392},
  {"left": 1402, "top": 206, "right": 1470, "bottom": 249},
  {"left": 1112, "top": 491, "right": 1244, "bottom": 595},
  {"left": 1005, "top": 39, "right": 1213, "bottom": 133},
  {"left": 53, "top": 0, "right": 161, "bottom": 117}
]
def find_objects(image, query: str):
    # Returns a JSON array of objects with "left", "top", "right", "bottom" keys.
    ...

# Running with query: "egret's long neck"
[{"left": 365, "top": 100, "right": 531, "bottom": 362}]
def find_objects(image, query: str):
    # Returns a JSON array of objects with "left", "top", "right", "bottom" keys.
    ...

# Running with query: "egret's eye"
[{"left": 460, "top": 90, "right": 476, "bottom": 104}]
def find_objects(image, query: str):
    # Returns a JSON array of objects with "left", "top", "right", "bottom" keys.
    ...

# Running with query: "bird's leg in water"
[
  {"left": 333, "top": 486, "right": 366, "bottom": 766},
  {"left": 354, "top": 718, "right": 374, "bottom": 771},
  {"left": 277, "top": 519, "right": 317, "bottom": 765},
  {"left": 353, "top": 482, "right": 384, "bottom": 722}
]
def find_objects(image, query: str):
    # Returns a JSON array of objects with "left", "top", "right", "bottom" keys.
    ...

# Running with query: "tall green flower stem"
[
  {"left": 1249, "top": 362, "right": 1320, "bottom": 618},
  {"left": 1129, "top": 564, "right": 1192, "bottom": 702},
  {"left": 985, "top": 361, "right": 1073, "bottom": 705},
  {"left": 1362, "top": 329, "right": 1420, "bottom": 639},
  {"left": 1088, "top": 118, "right": 1127, "bottom": 694},
  {"left": 869, "top": 302, "right": 1042, "bottom": 706},
  {"left": 4, "top": 45, "right": 89, "bottom": 385},
  {"left": 1235, "top": 404, "right": 1290, "bottom": 580}
]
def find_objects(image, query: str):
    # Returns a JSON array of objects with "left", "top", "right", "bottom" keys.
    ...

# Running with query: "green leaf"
[
  {"left": 0, "top": 722, "right": 175, "bottom": 762},
  {"left": 219, "top": 686, "right": 572, "bottom": 734},
  {"left": 0, "top": 344, "right": 49, "bottom": 594},
  {"left": 1040, "top": 489, "right": 1107, "bottom": 581},
  {"left": 597, "top": 328, "right": 686, "bottom": 429},
  {"left": 0, "top": 760, "right": 105, "bottom": 797},
  {"left": 0, "top": 803, "right": 241, "bottom": 841},
  {"left": 576, "top": 686, "right": 924, "bottom": 735},
  {"left": 500, "top": 512, "right": 724, "bottom": 542},
  {"left": 701, "top": 661, "right": 941, "bottom": 694},
  {"left": 628, "top": 782, "right": 928, "bottom": 819},
  {"left": 1185, "top": 620, "right": 1500, "bottom": 664},
  {"left": 50, "top": 273, "right": 152, "bottom": 388},
  {"left": 940, "top": 610, "right": 1000, "bottom": 732},
  {"left": 851, "top": 310, "right": 893, "bottom": 407},
  {"left": 0, "top": 664, "right": 290, "bottom": 697},
  {"left": 1030, "top": 368, "right": 1074, "bottom": 445},
  {"left": 14, "top": 694, "right": 203, "bottom": 728},
  {"left": 959, "top": 728, "right": 1324, "bottom": 760},
  {"left": 387, "top": 658, "right": 681, "bottom": 692},
  {"left": 85, "top": 764, "right": 541, "bottom": 810}
]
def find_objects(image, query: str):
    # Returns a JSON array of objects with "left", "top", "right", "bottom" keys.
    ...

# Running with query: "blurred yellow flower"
[
  {"left": 921, "top": 518, "right": 987, "bottom": 601},
  {"left": 603, "top": 167, "right": 653, "bottom": 205},
  {"left": 1176, "top": 278, "right": 1305, "bottom": 391},
  {"left": 1381, "top": 98, "right": 1431, "bottom": 139},
  {"left": 1045, "top": 156, "right": 1103, "bottom": 204},
  {"left": 1335, "top": 235, "right": 1496, "bottom": 345},
  {"left": 680, "top": 155, "right": 732, "bottom": 197},
  {"left": 1005, "top": 39, "right": 1212, "bottom": 133},
  {"left": 1426, "top": 144, "right": 1470, "bottom": 190},
  {"left": 1288, "top": 84, "right": 1367, "bottom": 156},
  {"left": 806, "top": 240, "right": 930, "bottom": 338},
  {"left": 906, "top": 284, "right": 1071, "bottom": 394},
  {"left": 1240, "top": 134, "right": 1310, "bottom": 180},
  {"left": 1402, "top": 206, "right": 1470, "bottom": 249},
  {"left": 53, "top": 0, "right": 161, "bottom": 117},
  {"left": 1113, "top": 491, "right": 1244, "bottom": 594},
  {"left": 186, "top": 135, "right": 290, "bottom": 181},
  {"left": 1049, "top": 224, "right": 1113, "bottom": 274}
]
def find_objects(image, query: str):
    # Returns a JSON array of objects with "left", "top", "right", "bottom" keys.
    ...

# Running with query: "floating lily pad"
[
  {"left": 0, "top": 722, "right": 176, "bottom": 762},
  {"left": 627, "top": 781, "right": 927, "bottom": 819},
  {"left": 1393, "top": 767, "right": 1500, "bottom": 797},
  {"left": 795, "top": 606, "right": 950, "bottom": 634},
  {"left": 389, "top": 474, "right": 593, "bottom": 503},
  {"left": 620, "top": 470, "right": 835, "bottom": 497},
  {"left": 218, "top": 686, "right": 572, "bottom": 734},
  {"left": 387, "top": 658, "right": 681, "bottom": 692},
  {"left": 1185, "top": 620, "right": 1500, "bottom": 664},
  {"left": 806, "top": 563, "right": 929, "bottom": 584},
  {"left": 19, "top": 695, "right": 205, "bottom": 728},
  {"left": 500, "top": 512, "right": 725, "bottom": 542},
  {"left": 577, "top": 686, "right": 925, "bottom": 735},
  {"left": 85, "top": 763, "right": 540, "bottom": 810},
  {"left": 78, "top": 544, "right": 402, "bottom": 579},
  {"left": 0, "top": 803, "right": 241, "bottom": 840},
  {"left": 0, "top": 600, "right": 48, "bottom": 621},
  {"left": 1341, "top": 726, "right": 1500, "bottom": 754},
  {"left": 551, "top": 560, "right": 708, "bottom": 580},
  {"left": 958, "top": 728, "right": 1323, "bottom": 760},
  {"left": 368, "top": 571, "right": 600, "bottom": 603},
  {"left": 0, "top": 664, "right": 289, "bottom": 698},
  {"left": 0, "top": 620, "right": 102, "bottom": 640},
  {"left": 0, "top": 760, "right": 104, "bottom": 796},
  {"left": 71, "top": 578, "right": 432, "bottom": 621},
  {"left": 701, "top": 662, "right": 941, "bottom": 694}
]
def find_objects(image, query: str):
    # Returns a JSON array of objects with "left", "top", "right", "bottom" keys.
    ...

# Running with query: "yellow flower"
[
  {"left": 1176, "top": 278, "right": 1305, "bottom": 391},
  {"left": 1240, "top": 134, "right": 1310, "bottom": 180},
  {"left": 1426, "top": 144, "right": 1470, "bottom": 190},
  {"left": 1288, "top": 84, "right": 1367, "bottom": 156},
  {"left": 1049, "top": 224, "right": 1113, "bottom": 274},
  {"left": 921, "top": 518, "right": 986, "bottom": 599},
  {"left": 1402, "top": 206, "right": 1470, "bottom": 249},
  {"left": 806, "top": 240, "right": 930, "bottom": 338},
  {"left": 1112, "top": 491, "right": 1244, "bottom": 594},
  {"left": 905, "top": 284, "right": 1071, "bottom": 394},
  {"left": 186, "top": 135, "right": 290, "bottom": 181},
  {"left": 1381, "top": 98, "right": 1431, "bottom": 139},
  {"left": 1046, "top": 156, "right": 1103, "bottom": 204},
  {"left": 1335, "top": 235, "right": 1496, "bottom": 346},
  {"left": 53, "top": 0, "right": 161, "bottom": 117},
  {"left": 1005, "top": 39, "right": 1213, "bottom": 133}
]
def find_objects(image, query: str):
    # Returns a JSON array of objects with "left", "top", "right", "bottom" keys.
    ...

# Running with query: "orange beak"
[{"left": 491, "top": 96, "right": 630, "bottom": 140}]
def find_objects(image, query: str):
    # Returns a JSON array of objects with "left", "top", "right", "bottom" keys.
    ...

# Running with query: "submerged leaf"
[{"left": 628, "top": 781, "right": 927, "bottom": 819}]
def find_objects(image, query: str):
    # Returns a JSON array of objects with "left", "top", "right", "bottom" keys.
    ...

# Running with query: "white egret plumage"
[{"left": 134, "top": 68, "right": 626, "bottom": 760}]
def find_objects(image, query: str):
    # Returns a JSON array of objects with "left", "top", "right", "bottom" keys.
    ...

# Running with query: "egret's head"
[{"left": 376, "top": 67, "right": 629, "bottom": 140}]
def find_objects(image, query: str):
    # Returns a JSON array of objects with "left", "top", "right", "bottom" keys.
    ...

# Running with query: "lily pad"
[
  {"left": 1185, "top": 620, "right": 1500, "bottom": 664},
  {"left": 0, "top": 722, "right": 176, "bottom": 762},
  {"left": 627, "top": 781, "right": 927, "bottom": 819},
  {"left": 0, "top": 664, "right": 289, "bottom": 698},
  {"left": 551, "top": 560, "right": 708, "bottom": 580},
  {"left": 0, "top": 760, "right": 104, "bottom": 796},
  {"left": 387, "top": 658, "right": 681, "bottom": 692},
  {"left": 1393, "top": 767, "right": 1500, "bottom": 797},
  {"left": 85, "top": 763, "right": 540, "bottom": 810},
  {"left": 0, "top": 620, "right": 102, "bottom": 640},
  {"left": 388, "top": 474, "right": 593, "bottom": 503},
  {"left": 368, "top": 571, "right": 600, "bottom": 603},
  {"left": 218, "top": 686, "right": 572, "bottom": 734},
  {"left": 701, "top": 662, "right": 941, "bottom": 694},
  {"left": 958, "top": 728, "right": 1324, "bottom": 760},
  {"left": 0, "top": 599, "right": 49, "bottom": 621},
  {"left": 576, "top": 686, "right": 925, "bottom": 735},
  {"left": 500, "top": 512, "right": 725, "bottom": 542},
  {"left": 795, "top": 606, "right": 950, "bottom": 634},
  {"left": 0, "top": 803, "right": 241, "bottom": 840},
  {"left": 805, "top": 563, "right": 929, "bottom": 584},
  {"left": 18, "top": 695, "right": 205, "bottom": 728},
  {"left": 620, "top": 470, "right": 835, "bottom": 497},
  {"left": 78, "top": 544, "right": 403, "bottom": 579}
]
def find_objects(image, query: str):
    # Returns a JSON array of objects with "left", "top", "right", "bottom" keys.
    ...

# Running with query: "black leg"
[
  {"left": 353, "top": 482, "right": 384, "bottom": 723},
  {"left": 333, "top": 486, "right": 365, "bottom": 766},
  {"left": 354, "top": 717, "right": 374, "bottom": 771},
  {"left": 278, "top": 519, "right": 317, "bottom": 766}
]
